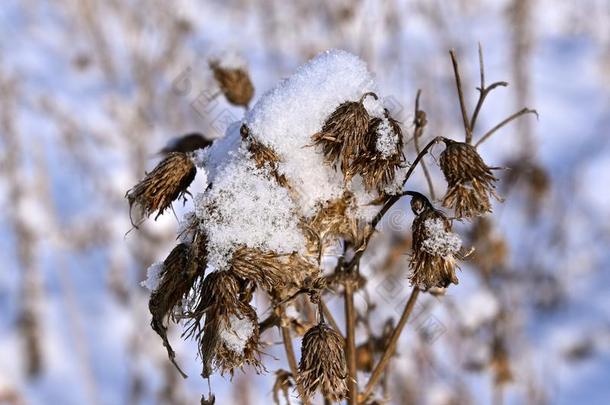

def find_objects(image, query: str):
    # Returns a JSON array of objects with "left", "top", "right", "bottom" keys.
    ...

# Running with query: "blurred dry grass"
[{"left": 1, "top": 0, "right": 609, "bottom": 404}]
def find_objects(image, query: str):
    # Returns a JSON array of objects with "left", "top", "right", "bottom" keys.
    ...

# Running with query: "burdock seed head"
[
  {"left": 348, "top": 109, "right": 405, "bottom": 192},
  {"left": 199, "top": 301, "right": 262, "bottom": 377},
  {"left": 297, "top": 322, "right": 347, "bottom": 402},
  {"left": 209, "top": 60, "right": 254, "bottom": 108},
  {"left": 439, "top": 139, "right": 499, "bottom": 218},
  {"left": 148, "top": 242, "right": 202, "bottom": 377},
  {"left": 409, "top": 205, "right": 462, "bottom": 291},
  {"left": 312, "top": 92, "right": 377, "bottom": 172},
  {"left": 126, "top": 152, "right": 196, "bottom": 223},
  {"left": 191, "top": 270, "right": 263, "bottom": 377},
  {"left": 240, "top": 124, "right": 289, "bottom": 188}
]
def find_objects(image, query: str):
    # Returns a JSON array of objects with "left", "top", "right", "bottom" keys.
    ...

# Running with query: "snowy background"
[{"left": 1, "top": 0, "right": 609, "bottom": 404}]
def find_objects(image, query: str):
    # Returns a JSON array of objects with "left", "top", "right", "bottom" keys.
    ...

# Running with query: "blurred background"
[{"left": 1, "top": 0, "right": 609, "bottom": 404}]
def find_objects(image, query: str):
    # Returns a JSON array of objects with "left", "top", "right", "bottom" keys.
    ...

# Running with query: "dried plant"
[
  {"left": 126, "top": 152, "right": 196, "bottom": 223},
  {"left": 311, "top": 92, "right": 377, "bottom": 171},
  {"left": 209, "top": 59, "right": 255, "bottom": 108},
  {"left": 297, "top": 322, "right": 348, "bottom": 402},
  {"left": 127, "top": 47, "right": 535, "bottom": 404},
  {"left": 439, "top": 138, "right": 499, "bottom": 218},
  {"left": 409, "top": 195, "right": 461, "bottom": 291},
  {"left": 349, "top": 109, "right": 405, "bottom": 192}
]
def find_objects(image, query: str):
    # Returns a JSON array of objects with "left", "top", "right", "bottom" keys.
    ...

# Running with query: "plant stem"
[
  {"left": 475, "top": 107, "right": 538, "bottom": 148},
  {"left": 470, "top": 44, "right": 510, "bottom": 133},
  {"left": 280, "top": 310, "right": 308, "bottom": 404},
  {"left": 413, "top": 90, "right": 435, "bottom": 200},
  {"left": 449, "top": 49, "right": 472, "bottom": 143},
  {"left": 319, "top": 298, "right": 342, "bottom": 337},
  {"left": 343, "top": 136, "right": 442, "bottom": 272},
  {"left": 344, "top": 281, "right": 358, "bottom": 405},
  {"left": 360, "top": 287, "right": 420, "bottom": 403}
]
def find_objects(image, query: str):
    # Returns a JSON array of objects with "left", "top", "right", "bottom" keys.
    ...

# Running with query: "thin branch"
[
  {"left": 449, "top": 49, "right": 472, "bottom": 143},
  {"left": 371, "top": 136, "right": 442, "bottom": 230},
  {"left": 359, "top": 288, "right": 420, "bottom": 403},
  {"left": 475, "top": 108, "right": 539, "bottom": 148},
  {"left": 319, "top": 298, "right": 342, "bottom": 337},
  {"left": 412, "top": 90, "right": 435, "bottom": 199},
  {"left": 343, "top": 136, "right": 443, "bottom": 272},
  {"left": 345, "top": 281, "right": 358, "bottom": 405},
  {"left": 280, "top": 315, "right": 309, "bottom": 404},
  {"left": 470, "top": 80, "right": 509, "bottom": 133},
  {"left": 469, "top": 41, "right": 510, "bottom": 134},
  {"left": 478, "top": 42, "right": 485, "bottom": 90}
]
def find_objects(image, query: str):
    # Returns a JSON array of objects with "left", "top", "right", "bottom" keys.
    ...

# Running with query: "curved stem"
[
  {"left": 344, "top": 136, "right": 442, "bottom": 272},
  {"left": 475, "top": 108, "right": 538, "bottom": 148},
  {"left": 412, "top": 90, "right": 436, "bottom": 199},
  {"left": 449, "top": 49, "right": 472, "bottom": 143},
  {"left": 319, "top": 298, "right": 342, "bottom": 337},
  {"left": 359, "top": 287, "right": 420, "bottom": 403}
]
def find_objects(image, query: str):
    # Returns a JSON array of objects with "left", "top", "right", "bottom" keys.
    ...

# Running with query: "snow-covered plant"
[{"left": 127, "top": 47, "right": 535, "bottom": 404}]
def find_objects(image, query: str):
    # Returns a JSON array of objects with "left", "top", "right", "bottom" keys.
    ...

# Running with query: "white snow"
[
  {"left": 375, "top": 117, "right": 400, "bottom": 159},
  {"left": 140, "top": 262, "right": 164, "bottom": 291},
  {"left": 194, "top": 146, "right": 305, "bottom": 271},
  {"left": 421, "top": 218, "right": 462, "bottom": 257},
  {"left": 245, "top": 49, "right": 379, "bottom": 217},
  {"left": 219, "top": 314, "right": 255, "bottom": 354}
]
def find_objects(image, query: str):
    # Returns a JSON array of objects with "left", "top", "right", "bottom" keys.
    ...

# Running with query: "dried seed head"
[
  {"left": 312, "top": 93, "right": 376, "bottom": 171},
  {"left": 126, "top": 152, "right": 196, "bottom": 222},
  {"left": 191, "top": 270, "right": 263, "bottom": 377},
  {"left": 231, "top": 247, "right": 320, "bottom": 302},
  {"left": 197, "top": 270, "right": 242, "bottom": 319},
  {"left": 304, "top": 192, "right": 361, "bottom": 255},
  {"left": 148, "top": 243, "right": 202, "bottom": 376},
  {"left": 241, "top": 124, "right": 289, "bottom": 188},
  {"left": 209, "top": 60, "right": 254, "bottom": 108},
  {"left": 439, "top": 139, "right": 499, "bottom": 218},
  {"left": 200, "top": 301, "right": 262, "bottom": 377},
  {"left": 160, "top": 132, "right": 212, "bottom": 154},
  {"left": 409, "top": 207, "right": 461, "bottom": 291},
  {"left": 297, "top": 322, "right": 347, "bottom": 402},
  {"left": 349, "top": 110, "right": 404, "bottom": 192}
]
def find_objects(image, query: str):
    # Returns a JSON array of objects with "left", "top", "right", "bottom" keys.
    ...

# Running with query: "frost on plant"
[
  {"left": 127, "top": 47, "right": 522, "bottom": 402},
  {"left": 141, "top": 262, "right": 163, "bottom": 291},
  {"left": 219, "top": 314, "right": 256, "bottom": 354},
  {"left": 421, "top": 218, "right": 462, "bottom": 258}
]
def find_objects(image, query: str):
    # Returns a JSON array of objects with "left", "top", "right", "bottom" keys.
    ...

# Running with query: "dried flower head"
[
  {"left": 187, "top": 270, "right": 262, "bottom": 377},
  {"left": 231, "top": 247, "right": 319, "bottom": 302},
  {"left": 199, "top": 301, "right": 262, "bottom": 377},
  {"left": 312, "top": 92, "right": 377, "bottom": 171},
  {"left": 303, "top": 192, "right": 362, "bottom": 255},
  {"left": 349, "top": 110, "right": 404, "bottom": 191},
  {"left": 148, "top": 243, "right": 202, "bottom": 376},
  {"left": 409, "top": 201, "right": 461, "bottom": 291},
  {"left": 241, "top": 124, "right": 289, "bottom": 188},
  {"left": 297, "top": 322, "right": 347, "bottom": 402},
  {"left": 126, "top": 152, "right": 196, "bottom": 222},
  {"left": 209, "top": 60, "right": 254, "bottom": 108},
  {"left": 160, "top": 132, "right": 212, "bottom": 154},
  {"left": 439, "top": 139, "right": 499, "bottom": 218}
]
